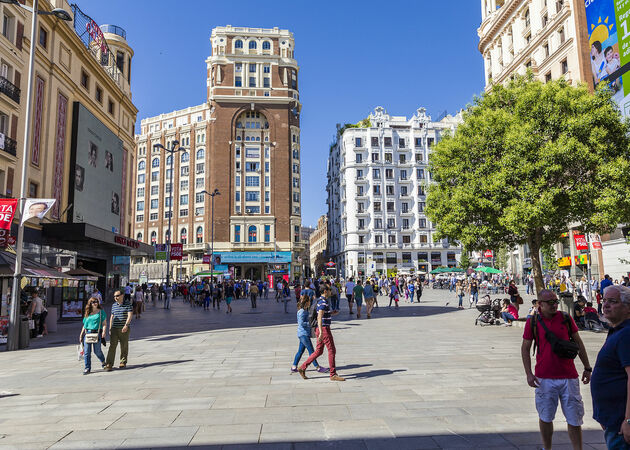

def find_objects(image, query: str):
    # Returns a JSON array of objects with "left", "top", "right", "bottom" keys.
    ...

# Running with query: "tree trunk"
[{"left": 528, "top": 231, "right": 544, "bottom": 295}]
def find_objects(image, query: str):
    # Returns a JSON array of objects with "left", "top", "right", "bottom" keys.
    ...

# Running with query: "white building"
[{"left": 326, "top": 107, "right": 462, "bottom": 278}]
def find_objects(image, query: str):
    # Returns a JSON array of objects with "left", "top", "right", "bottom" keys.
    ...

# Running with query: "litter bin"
[
  {"left": 558, "top": 292, "right": 574, "bottom": 317},
  {"left": 19, "top": 315, "right": 30, "bottom": 349}
]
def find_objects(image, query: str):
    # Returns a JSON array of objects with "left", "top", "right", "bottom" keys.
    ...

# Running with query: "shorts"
[
  {"left": 346, "top": 294, "right": 353, "bottom": 303},
  {"left": 535, "top": 378, "right": 584, "bottom": 426},
  {"left": 355, "top": 296, "right": 363, "bottom": 307},
  {"left": 365, "top": 297, "right": 375, "bottom": 308},
  {"left": 226, "top": 296, "right": 233, "bottom": 304}
]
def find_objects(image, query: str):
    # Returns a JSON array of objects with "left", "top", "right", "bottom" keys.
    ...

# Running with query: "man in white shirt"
[{"left": 345, "top": 278, "right": 356, "bottom": 315}]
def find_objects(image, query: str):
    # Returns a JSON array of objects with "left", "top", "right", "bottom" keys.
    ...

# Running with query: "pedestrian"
[
  {"left": 291, "top": 295, "right": 327, "bottom": 374},
  {"left": 416, "top": 278, "right": 423, "bottom": 303},
  {"left": 92, "top": 287, "right": 103, "bottom": 305},
  {"left": 353, "top": 279, "right": 364, "bottom": 319},
  {"left": 213, "top": 282, "right": 223, "bottom": 310},
  {"left": 408, "top": 281, "right": 415, "bottom": 303},
  {"left": 250, "top": 282, "right": 259, "bottom": 308},
  {"left": 79, "top": 296, "right": 107, "bottom": 375},
  {"left": 591, "top": 285, "right": 630, "bottom": 449},
  {"left": 345, "top": 277, "right": 355, "bottom": 315},
  {"left": 297, "top": 287, "right": 345, "bottom": 382},
  {"left": 105, "top": 290, "right": 133, "bottom": 371},
  {"left": 456, "top": 280, "right": 465, "bottom": 309},
  {"left": 150, "top": 283, "right": 158, "bottom": 305},
  {"left": 134, "top": 286, "right": 143, "bottom": 319},
  {"left": 363, "top": 280, "right": 376, "bottom": 319},
  {"left": 521, "top": 289, "right": 592, "bottom": 450},
  {"left": 28, "top": 289, "right": 46, "bottom": 338},
  {"left": 500, "top": 298, "right": 519, "bottom": 326},
  {"left": 389, "top": 283, "right": 399, "bottom": 308},
  {"left": 224, "top": 281, "right": 234, "bottom": 314},
  {"left": 164, "top": 283, "right": 173, "bottom": 309},
  {"left": 124, "top": 283, "right": 132, "bottom": 303}
]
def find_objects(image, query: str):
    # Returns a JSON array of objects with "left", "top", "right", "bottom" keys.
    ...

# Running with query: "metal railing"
[
  {"left": 101, "top": 24, "right": 126, "bottom": 39},
  {"left": 1, "top": 136, "right": 16, "bottom": 157},
  {"left": 0, "top": 76, "right": 20, "bottom": 103}
]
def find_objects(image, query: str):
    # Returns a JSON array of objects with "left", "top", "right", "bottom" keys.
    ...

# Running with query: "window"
[
  {"left": 245, "top": 191, "right": 260, "bottom": 201},
  {"left": 137, "top": 174, "right": 145, "bottom": 184},
  {"left": 138, "top": 160, "right": 145, "bottom": 171},
  {"left": 249, "top": 77, "right": 256, "bottom": 87},
  {"left": 420, "top": 235, "right": 428, "bottom": 244},
  {"left": 263, "top": 78, "right": 270, "bottom": 88},
  {"left": 246, "top": 162, "right": 260, "bottom": 172},
  {"left": 235, "top": 191, "right": 241, "bottom": 202},
  {"left": 398, "top": 138, "right": 405, "bottom": 148},
  {"left": 375, "top": 235, "right": 383, "bottom": 244},
  {"left": 195, "top": 207, "right": 204, "bottom": 216},
  {"left": 401, "top": 203, "right": 408, "bottom": 213},
  {"left": 249, "top": 41, "right": 257, "bottom": 50},
  {"left": 399, "top": 154, "right": 406, "bottom": 164},
  {"left": 164, "top": 198, "right": 171, "bottom": 208},
  {"left": 418, "top": 202, "right": 425, "bottom": 212},
  {"left": 525, "top": 33, "right": 531, "bottom": 44},
  {"left": 385, "top": 169, "right": 393, "bottom": 179},
  {"left": 375, "top": 218, "right": 383, "bottom": 229},
  {"left": 150, "top": 213, "right": 158, "bottom": 221},
  {"left": 166, "top": 155, "right": 173, "bottom": 166},
  {"left": 357, "top": 202, "right": 364, "bottom": 213},
  {"left": 371, "top": 136, "right": 379, "bottom": 147},
  {"left": 384, "top": 137, "right": 392, "bottom": 147},
  {"left": 136, "top": 232, "right": 143, "bottom": 241},
  {"left": 2, "top": 13, "right": 14, "bottom": 42},
  {"left": 357, "top": 186, "right": 364, "bottom": 196},
  {"left": 180, "top": 228, "right": 187, "bottom": 244},
  {"left": 235, "top": 63, "right": 242, "bottom": 73},
  {"left": 181, "top": 166, "right": 189, "bottom": 176},
  {"left": 387, "top": 218, "right": 396, "bottom": 229},
  {"left": 524, "top": 9, "right": 530, "bottom": 28},
  {"left": 416, "top": 153, "right": 423, "bottom": 162},
  {"left": 150, "top": 199, "right": 158, "bottom": 209},
  {"left": 373, "top": 168, "right": 380, "bottom": 179},
  {"left": 418, "top": 186, "right": 425, "bottom": 196},
  {"left": 196, "top": 148, "right": 205, "bottom": 160},
  {"left": 196, "top": 226, "right": 203, "bottom": 243},
  {"left": 151, "top": 231, "right": 157, "bottom": 244},
  {"left": 95, "top": 86, "right": 103, "bottom": 103},
  {"left": 245, "top": 176, "right": 259, "bottom": 186},
  {"left": 355, "top": 137, "right": 362, "bottom": 147},
  {"left": 235, "top": 176, "right": 240, "bottom": 186},
  {"left": 356, "top": 169, "right": 363, "bottom": 179},
  {"left": 559, "top": 27, "right": 565, "bottom": 44},
  {"left": 355, "top": 154, "right": 362, "bottom": 163},
  {"left": 248, "top": 225, "right": 257, "bottom": 242},
  {"left": 196, "top": 178, "right": 204, "bottom": 189},
  {"left": 372, "top": 153, "right": 379, "bottom": 162},
  {"left": 264, "top": 225, "right": 270, "bottom": 242},
  {"left": 387, "top": 202, "right": 395, "bottom": 212},
  {"left": 545, "top": 72, "right": 552, "bottom": 83},
  {"left": 136, "top": 215, "right": 144, "bottom": 223},
  {"left": 388, "top": 235, "right": 396, "bottom": 244},
  {"left": 137, "top": 187, "right": 145, "bottom": 197},
  {"left": 136, "top": 201, "right": 144, "bottom": 211},
  {"left": 180, "top": 194, "right": 188, "bottom": 205},
  {"left": 374, "top": 201, "right": 381, "bottom": 212},
  {"left": 419, "top": 218, "right": 427, "bottom": 228},
  {"left": 181, "top": 152, "right": 189, "bottom": 162},
  {"left": 116, "top": 51, "right": 124, "bottom": 73},
  {"left": 402, "top": 235, "right": 411, "bottom": 244},
  {"left": 386, "top": 185, "right": 395, "bottom": 196},
  {"left": 196, "top": 163, "right": 204, "bottom": 174},
  {"left": 152, "top": 157, "right": 160, "bottom": 168},
  {"left": 180, "top": 209, "right": 188, "bottom": 217},
  {"left": 194, "top": 192, "right": 204, "bottom": 203},
  {"left": 561, "top": 59, "right": 568, "bottom": 74},
  {"left": 292, "top": 192, "right": 299, "bottom": 202},
  {"left": 235, "top": 40, "right": 243, "bottom": 49},
  {"left": 402, "top": 218, "right": 410, "bottom": 229},
  {"left": 556, "top": 0, "right": 563, "bottom": 12},
  {"left": 80, "top": 70, "right": 89, "bottom": 89},
  {"left": 235, "top": 225, "right": 241, "bottom": 242},
  {"left": 417, "top": 168, "right": 425, "bottom": 179},
  {"left": 385, "top": 153, "right": 392, "bottom": 163},
  {"left": 415, "top": 137, "right": 422, "bottom": 147},
  {"left": 373, "top": 185, "right": 381, "bottom": 195},
  {"left": 108, "top": 100, "right": 115, "bottom": 116},
  {"left": 400, "top": 169, "right": 407, "bottom": 180},
  {"left": 246, "top": 206, "right": 260, "bottom": 213},
  {"left": 542, "top": 14, "right": 548, "bottom": 28},
  {"left": 180, "top": 180, "right": 189, "bottom": 191},
  {"left": 427, "top": 137, "right": 435, "bottom": 148},
  {"left": 265, "top": 191, "right": 270, "bottom": 202},
  {"left": 235, "top": 76, "right": 242, "bottom": 87},
  {"left": 358, "top": 218, "right": 365, "bottom": 230},
  {"left": 401, "top": 186, "right": 408, "bottom": 196}
]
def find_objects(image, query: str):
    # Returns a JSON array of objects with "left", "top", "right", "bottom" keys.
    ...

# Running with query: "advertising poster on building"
[
  {"left": 0, "top": 199, "right": 17, "bottom": 230},
  {"left": 170, "top": 243, "right": 183, "bottom": 260},
  {"left": 585, "top": 0, "right": 630, "bottom": 116},
  {"left": 20, "top": 198, "right": 55, "bottom": 225}
]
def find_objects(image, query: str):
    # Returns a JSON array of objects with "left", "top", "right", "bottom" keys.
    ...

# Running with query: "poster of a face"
[
  {"left": 585, "top": 0, "right": 630, "bottom": 114},
  {"left": 111, "top": 192, "right": 120, "bottom": 215},
  {"left": 105, "top": 151, "right": 113, "bottom": 172},
  {"left": 88, "top": 141, "right": 98, "bottom": 167},
  {"left": 75, "top": 164, "right": 85, "bottom": 191},
  {"left": 20, "top": 198, "right": 56, "bottom": 225}
]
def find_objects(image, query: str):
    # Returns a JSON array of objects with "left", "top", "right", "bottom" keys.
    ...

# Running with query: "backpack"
[
  {"left": 308, "top": 298, "right": 323, "bottom": 331},
  {"left": 530, "top": 312, "right": 578, "bottom": 359}
]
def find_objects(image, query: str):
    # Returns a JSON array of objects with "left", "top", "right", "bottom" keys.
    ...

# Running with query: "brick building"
[{"left": 132, "top": 26, "right": 303, "bottom": 283}]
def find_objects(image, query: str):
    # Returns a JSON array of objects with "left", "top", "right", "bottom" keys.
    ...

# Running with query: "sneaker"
[
  {"left": 119, "top": 363, "right": 127, "bottom": 369},
  {"left": 101, "top": 362, "right": 107, "bottom": 369},
  {"left": 316, "top": 366, "right": 328, "bottom": 373},
  {"left": 330, "top": 375, "right": 345, "bottom": 382},
  {"left": 83, "top": 369, "right": 90, "bottom": 375},
  {"left": 298, "top": 368, "right": 308, "bottom": 380},
  {"left": 290, "top": 367, "right": 298, "bottom": 373}
]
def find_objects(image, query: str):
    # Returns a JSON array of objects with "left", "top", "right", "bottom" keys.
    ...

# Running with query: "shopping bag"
[
  {"left": 28, "top": 319, "right": 35, "bottom": 330},
  {"left": 76, "top": 343, "right": 84, "bottom": 361}
]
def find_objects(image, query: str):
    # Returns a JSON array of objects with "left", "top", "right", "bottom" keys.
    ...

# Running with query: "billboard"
[
  {"left": 585, "top": 0, "right": 630, "bottom": 115},
  {"left": 69, "top": 102, "right": 124, "bottom": 232}
]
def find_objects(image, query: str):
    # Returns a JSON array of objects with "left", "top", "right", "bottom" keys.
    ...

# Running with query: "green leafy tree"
[
  {"left": 541, "top": 244, "right": 559, "bottom": 272},
  {"left": 426, "top": 75, "right": 630, "bottom": 294},
  {"left": 459, "top": 249, "right": 471, "bottom": 269},
  {"left": 494, "top": 246, "right": 509, "bottom": 271}
]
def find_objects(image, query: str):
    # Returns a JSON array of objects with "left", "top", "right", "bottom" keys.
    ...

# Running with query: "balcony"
[
  {"left": 0, "top": 76, "right": 20, "bottom": 104},
  {"left": 0, "top": 135, "right": 17, "bottom": 157},
  {"left": 183, "top": 242, "right": 207, "bottom": 251}
]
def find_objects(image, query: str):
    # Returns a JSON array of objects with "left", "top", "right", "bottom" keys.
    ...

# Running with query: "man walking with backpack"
[{"left": 521, "top": 289, "right": 592, "bottom": 450}]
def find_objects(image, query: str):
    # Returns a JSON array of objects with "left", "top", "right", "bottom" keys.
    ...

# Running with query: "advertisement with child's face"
[{"left": 585, "top": 0, "right": 630, "bottom": 116}]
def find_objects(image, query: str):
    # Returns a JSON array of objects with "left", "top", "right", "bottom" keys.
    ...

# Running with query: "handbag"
[
  {"left": 536, "top": 313, "right": 580, "bottom": 359},
  {"left": 28, "top": 319, "right": 35, "bottom": 330},
  {"left": 85, "top": 311, "right": 103, "bottom": 344}
]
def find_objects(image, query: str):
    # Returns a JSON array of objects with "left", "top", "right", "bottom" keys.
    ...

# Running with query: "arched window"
[
  {"left": 150, "top": 231, "right": 157, "bottom": 244},
  {"left": 196, "top": 149, "right": 205, "bottom": 160},
  {"left": 262, "top": 41, "right": 271, "bottom": 50},
  {"left": 136, "top": 232, "right": 143, "bottom": 242},
  {"left": 249, "top": 41, "right": 257, "bottom": 49},
  {"left": 196, "top": 226, "right": 203, "bottom": 243},
  {"left": 248, "top": 225, "right": 257, "bottom": 243},
  {"left": 166, "top": 155, "right": 173, "bottom": 166},
  {"left": 235, "top": 39, "right": 243, "bottom": 49},
  {"left": 138, "top": 160, "right": 145, "bottom": 171},
  {"left": 180, "top": 228, "right": 187, "bottom": 244},
  {"left": 181, "top": 152, "right": 189, "bottom": 162},
  {"left": 151, "top": 157, "right": 160, "bottom": 168}
]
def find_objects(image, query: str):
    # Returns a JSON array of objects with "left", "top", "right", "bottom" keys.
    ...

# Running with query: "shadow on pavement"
[
  {"left": 95, "top": 429, "right": 605, "bottom": 449},
  {"left": 347, "top": 368, "right": 407, "bottom": 379},
  {"left": 125, "top": 359, "right": 194, "bottom": 370}
]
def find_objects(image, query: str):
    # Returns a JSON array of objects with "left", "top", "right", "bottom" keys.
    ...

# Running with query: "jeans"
[
  {"left": 330, "top": 295, "right": 339, "bottom": 311},
  {"left": 501, "top": 312, "right": 515, "bottom": 322},
  {"left": 250, "top": 293, "right": 257, "bottom": 308},
  {"left": 106, "top": 327, "right": 130, "bottom": 367},
  {"left": 292, "top": 335, "right": 320, "bottom": 368},
  {"left": 84, "top": 333, "right": 105, "bottom": 371},
  {"left": 472, "top": 292, "right": 478, "bottom": 305},
  {"left": 605, "top": 428, "right": 630, "bottom": 449},
  {"left": 283, "top": 296, "right": 288, "bottom": 313},
  {"left": 301, "top": 327, "right": 336, "bottom": 377},
  {"left": 164, "top": 294, "right": 171, "bottom": 309},
  {"left": 458, "top": 294, "right": 464, "bottom": 307}
]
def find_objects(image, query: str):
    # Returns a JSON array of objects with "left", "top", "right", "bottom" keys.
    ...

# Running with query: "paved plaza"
[{"left": 0, "top": 288, "right": 608, "bottom": 449}]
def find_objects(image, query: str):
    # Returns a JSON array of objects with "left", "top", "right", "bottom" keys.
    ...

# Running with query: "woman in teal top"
[{"left": 79, "top": 296, "right": 107, "bottom": 375}]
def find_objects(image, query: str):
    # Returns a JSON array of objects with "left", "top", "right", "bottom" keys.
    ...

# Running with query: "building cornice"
[{"left": 479, "top": 0, "right": 524, "bottom": 52}]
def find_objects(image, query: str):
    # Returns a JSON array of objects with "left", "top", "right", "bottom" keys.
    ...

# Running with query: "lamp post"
[
  {"left": 153, "top": 141, "right": 186, "bottom": 287},
  {"left": 200, "top": 189, "right": 220, "bottom": 281},
  {"left": 5, "top": 0, "right": 71, "bottom": 351}
]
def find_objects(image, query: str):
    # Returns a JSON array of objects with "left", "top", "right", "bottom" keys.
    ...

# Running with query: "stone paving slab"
[{"left": 0, "top": 288, "right": 609, "bottom": 448}]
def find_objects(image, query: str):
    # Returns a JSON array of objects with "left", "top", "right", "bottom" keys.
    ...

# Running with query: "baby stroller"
[
  {"left": 475, "top": 295, "right": 502, "bottom": 326},
  {"left": 583, "top": 311, "right": 608, "bottom": 332}
]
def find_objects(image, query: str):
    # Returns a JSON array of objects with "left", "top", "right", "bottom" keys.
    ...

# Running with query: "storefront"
[{"left": 212, "top": 251, "right": 292, "bottom": 284}]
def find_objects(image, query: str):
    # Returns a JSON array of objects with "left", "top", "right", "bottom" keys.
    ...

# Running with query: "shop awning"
[{"left": 0, "top": 250, "right": 78, "bottom": 279}]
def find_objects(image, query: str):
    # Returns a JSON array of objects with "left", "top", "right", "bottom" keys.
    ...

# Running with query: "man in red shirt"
[{"left": 521, "top": 289, "right": 592, "bottom": 450}]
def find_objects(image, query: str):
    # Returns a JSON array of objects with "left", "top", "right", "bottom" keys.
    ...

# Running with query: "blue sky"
[{"left": 82, "top": 0, "right": 485, "bottom": 227}]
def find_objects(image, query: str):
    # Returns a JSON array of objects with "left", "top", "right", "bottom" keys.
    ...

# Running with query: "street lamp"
[
  {"left": 6, "top": 0, "right": 72, "bottom": 351},
  {"left": 153, "top": 141, "right": 186, "bottom": 287},
  {"left": 200, "top": 189, "right": 220, "bottom": 281}
]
